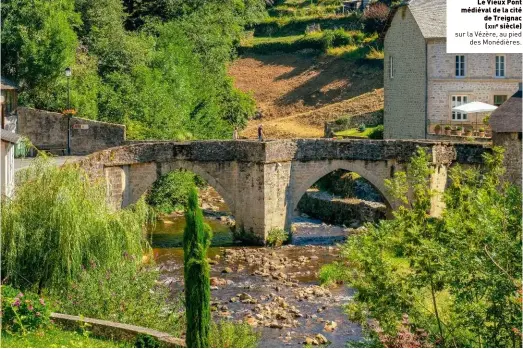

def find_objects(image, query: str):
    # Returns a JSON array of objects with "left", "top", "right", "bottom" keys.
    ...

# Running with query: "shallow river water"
[{"left": 149, "top": 214, "right": 362, "bottom": 347}]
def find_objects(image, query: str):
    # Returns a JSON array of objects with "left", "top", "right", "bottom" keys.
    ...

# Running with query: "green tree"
[
  {"left": 335, "top": 147, "right": 522, "bottom": 347},
  {"left": 1, "top": 0, "right": 79, "bottom": 110},
  {"left": 183, "top": 188, "right": 212, "bottom": 347}
]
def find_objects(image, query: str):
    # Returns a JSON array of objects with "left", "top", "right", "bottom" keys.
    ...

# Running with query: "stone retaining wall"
[
  {"left": 50, "top": 313, "right": 185, "bottom": 348},
  {"left": 17, "top": 107, "right": 126, "bottom": 155},
  {"left": 297, "top": 190, "right": 387, "bottom": 227}
]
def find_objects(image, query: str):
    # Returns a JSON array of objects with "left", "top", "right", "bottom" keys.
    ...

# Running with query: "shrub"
[
  {"left": 147, "top": 170, "right": 205, "bottom": 214},
  {"left": 362, "top": 2, "right": 390, "bottom": 33},
  {"left": 209, "top": 321, "right": 260, "bottom": 348},
  {"left": 54, "top": 260, "right": 185, "bottom": 336},
  {"left": 368, "top": 125, "right": 384, "bottom": 139},
  {"left": 358, "top": 123, "right": 366, "bottom": 132},
  {"left": 1, "top": 285, "right": 50, "bottom": 334},
  {"left": 318, "top": 262, "right": 351, "bottom": 287},
  {"left": 365, "top": 47, "right": 384, "bottom": 60},
  {"left": 444, "top": 125, "right": 452, "bottom": 130},
  {"left": 266, "top": 228, "right": 289, "bottom": 247},
  {"left": 1, "top": 157, "right": 150, "bottom": 292}
]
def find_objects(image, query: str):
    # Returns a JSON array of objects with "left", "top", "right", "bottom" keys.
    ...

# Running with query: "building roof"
[
  {"left": 490, "top": 90, "right": 522, "bottom": 133},
  {"left": 408, "top": 0, "right": 446, "bottom": 39},
  {"left": 0, "top": 76, "right": 18, "bottom": 90},
  {"left": 0, "top": 129, "right": 21, "bottom": 143},
  {"left": 383, "top": 0, "right": 446, "bottom": 40}
]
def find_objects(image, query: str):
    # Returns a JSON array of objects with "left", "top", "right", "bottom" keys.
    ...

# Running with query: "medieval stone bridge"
[{"left": 76, "top": 139, "right": 489, "bottom": 244}]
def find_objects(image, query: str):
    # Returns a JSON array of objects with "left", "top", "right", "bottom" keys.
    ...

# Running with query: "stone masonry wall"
[
  {"left": 17, "top": 107, "right": 126, "bottom": 155},
  {"left": 297, "top": 190, "right": 387, "bottom": 226},
  {"left": 493, "top": 132, "right": 522, "bottom": 188},
  {"left": 427, "top": 41, "right": 521, "bottom": 127},
  {"left": 384, "top": 6, "right": 427, "bottom": 139}
]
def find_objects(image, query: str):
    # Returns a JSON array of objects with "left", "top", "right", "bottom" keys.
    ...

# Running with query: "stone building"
[
  {"left": 383, "top": 0, "right": 522, "bottom": 140},
  {"left": 1, "top": 128, "right": 20, "bottom": 198},
  {"left": 489, "top": 85, "right": 522, "bottom": 188}
]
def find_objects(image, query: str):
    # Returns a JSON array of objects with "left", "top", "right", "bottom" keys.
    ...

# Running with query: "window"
[
  {"left": 495, "top": 55, "right": 505, "bottom": 77},
  {"left": 455, "top": 55, "right": 465, "bottom": 77},
  {"left": 494, "top": 95, "right": 508, "bottom": 106},
  {"left": 451, "top": 95, "right": 468, "bottom": 120},
  {"left": 389, "top": 56, "right": 394, "bottom": 79}
]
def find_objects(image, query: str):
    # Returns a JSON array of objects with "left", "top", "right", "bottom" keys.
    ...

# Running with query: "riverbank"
[{"left": 150, "top": 214, "right": 363, "bottom": 347}]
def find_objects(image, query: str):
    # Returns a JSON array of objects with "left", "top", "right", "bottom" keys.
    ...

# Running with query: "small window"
[
  {"left": 494, "top": 95, "right": 508, "bottom": 106},
  {"left": 495, "top": 55, "right": 505, "bottom": 77},
  {"left": 389, "top": 56, "right": 394, "bottom": 79},
  {"left": 451, "top": 95, "right": 468, "bottom": 120},
  {"left": 456, "top": 55, "right": 465, "bottom": 77}
]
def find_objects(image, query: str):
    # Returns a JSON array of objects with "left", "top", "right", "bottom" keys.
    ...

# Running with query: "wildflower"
[
  {"left": 17, "top": 293, "right": 24, "bottom": 298},
  {"left": 35, "top": 312, "right": 41, "bottom": 317},
  {"left": 39, "top": 298, "right": 45, "bottom": 306},
  {"left": 12, "top": 298, "right": 21, "bottom": 307},
  {"left": 28, "top": 305, "right": 34, "bottom": 311}
]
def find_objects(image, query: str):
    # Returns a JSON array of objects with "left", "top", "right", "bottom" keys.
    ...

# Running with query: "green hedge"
[
  {"left": 252, "top": 14, "right": 361, "bottom": 37},
  {"left": 240, "top": 29, "right": 364, "bottom": 55}
]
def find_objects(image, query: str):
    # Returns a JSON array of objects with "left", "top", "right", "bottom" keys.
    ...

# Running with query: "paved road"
[{"left": 15, "top": 156, "right": 86, "bottom": 172}]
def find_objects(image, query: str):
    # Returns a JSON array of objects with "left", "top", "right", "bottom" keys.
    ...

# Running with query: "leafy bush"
[
  {"left": 1, "top": 157, "right": 150, "bottom": 292},
  {"left": 368, "top": 125, "right": 384, "bottom": 139},
  {"left": 321, "top": 29, "right": 353, "bottom": 50},
  {"left": 147, "top": 170, "right": 206, "bottom": 214},
  {"left": 1, "top": 285, "right": 50, "bottom": 334},
  {"left": 362, "top": 2, "right": 390, "bottom": 33},
  {"left": 266, "top": 228, "right": 289, "bottom": 247},
  {"left": 318, "top": 262, "right": 351, "bottom": 287},
  {"left": 209, "top": 321, "right": 260, "bottom": 348},
  {"left": 338, "top": 148, "right": 522, "bottom": 347},
  {"left": 54, "top": 260, "right": 185, "bottom": 337},
  {"left": 358, "top": 123, "right": 366, "bottom": 132}
]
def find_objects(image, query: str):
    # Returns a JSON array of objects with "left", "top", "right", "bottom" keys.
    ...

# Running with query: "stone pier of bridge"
[{"left": 76, "top": 139, "right": 489, "bottom": 245}]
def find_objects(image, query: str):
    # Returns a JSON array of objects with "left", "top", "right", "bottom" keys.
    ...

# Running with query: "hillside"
[{"left": 228, "top": 0, "right": 385, "bottom": 139}]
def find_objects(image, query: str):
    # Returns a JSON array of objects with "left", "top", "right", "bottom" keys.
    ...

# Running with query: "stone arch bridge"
[{"left": 76, "top": 139, "right": 489, "bottom": 244}]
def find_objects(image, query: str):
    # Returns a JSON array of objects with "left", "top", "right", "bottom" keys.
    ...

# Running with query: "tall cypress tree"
[{"left": 183, "top": 187, "right": 212, "bottom": 348}]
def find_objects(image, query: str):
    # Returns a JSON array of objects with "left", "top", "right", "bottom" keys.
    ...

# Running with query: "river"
[{"left": 149, "top": 212, "right": 363, "bottom": 347}]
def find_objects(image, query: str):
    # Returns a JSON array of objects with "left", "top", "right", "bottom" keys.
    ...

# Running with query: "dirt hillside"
[{"left": 228, "top": 53, "right": 384, "bottom": 139}]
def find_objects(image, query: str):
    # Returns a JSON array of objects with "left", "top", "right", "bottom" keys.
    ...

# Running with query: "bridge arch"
[
  {"left": 289, "top": 160, "right": 397, "bottom": 218},
  {"left": 158, "top": 161, "right": 236, "bottom": 215}
]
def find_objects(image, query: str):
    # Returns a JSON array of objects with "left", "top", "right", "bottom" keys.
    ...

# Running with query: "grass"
[
  {"left": 1, "top": 327, "right": 129, "bottom": 348},
  {"left": 334, "top": 125, "right": 382, "bottom": 138}
]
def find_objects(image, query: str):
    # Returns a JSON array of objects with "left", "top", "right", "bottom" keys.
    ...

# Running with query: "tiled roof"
[
  {"left": 0, "top": 129, "right": 21, "bottom": 143},
  {"left": 490, "top": 90, "right": 522, "bottom": 133},
  {"left": 408, "top": 0, "right": 446, "bottom": 39}
]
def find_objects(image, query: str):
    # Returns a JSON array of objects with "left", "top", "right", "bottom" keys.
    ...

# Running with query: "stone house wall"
[
  {"left": 427, "top": 41, "right": 522, "bottom": 130},
  {"left": 17, "top": 107, "right": 126, "bottom": 155},
  {"left": 492, "top": 132, "right": 522, "bottom": 188},
  {"left": 384, "top": 6, "right": 427, "bottom": 140}
]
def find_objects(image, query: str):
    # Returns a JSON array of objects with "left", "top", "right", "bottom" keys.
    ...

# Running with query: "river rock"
[
  {"left": 304, "top": 337, "right": 319, "bottom": 345},
  {"left": 324, "top": 321, "right": 337, "bottom": 332},
  {"left": 210, "top": 277, "right": 227, "bottom": 286},
  {"left": 315, "top": 334, "right": 328, "bottom": 345}
]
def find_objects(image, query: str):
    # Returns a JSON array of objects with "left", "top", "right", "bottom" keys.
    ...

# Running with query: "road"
[{"left": 14, "top": 156, "right": 86, "bottom": 172}]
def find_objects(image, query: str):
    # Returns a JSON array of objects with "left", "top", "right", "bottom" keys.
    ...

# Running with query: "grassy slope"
[
  {"left": 231, "top": 0, "right": 384, "bottom": 139},
  {"left": 1, "top": 327, "right": 129, "bottom": 348},
  {"left": 334, "top": 125, "right": 381, "bottom": 138}
]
